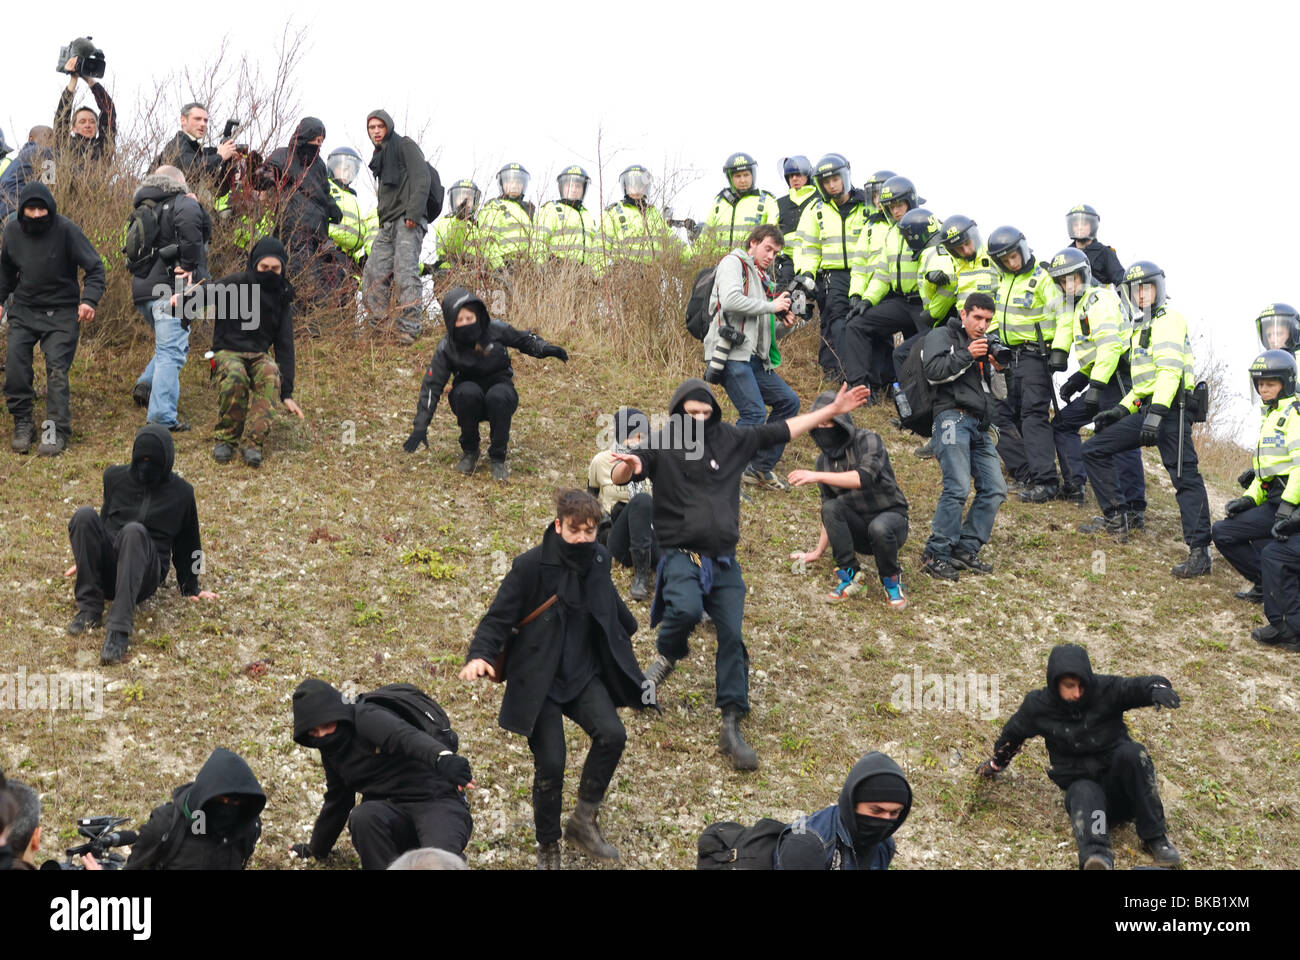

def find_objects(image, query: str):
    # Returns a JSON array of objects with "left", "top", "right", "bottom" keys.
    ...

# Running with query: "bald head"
[
  {"left": 28, "top": 126, "right": 54, "bottom": 147},
  {"left": 154, "top": 165, "right": 188, "bottom": 189}
]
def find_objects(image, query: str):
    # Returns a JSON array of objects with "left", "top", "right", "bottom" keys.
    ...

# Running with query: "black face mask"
[
  {"left": 256, "top": 267, "right": 287, "bottom": 293},
  {"left": 852, "top": 813, "right": 896, "bottom": 852},
  {"left": 557, "top": 537, "right": 596, "bottom": 576},
  {"left": 131, "top": 457, "right": 164, "bottom": 487},
  {"left": 19, "top": 210, "right": 53, "bottom": 235},
  {"left": 452, "top": 323, "right": 480, "bottom": 346},
  {"left": 811, "top": 426, "right": 845, "bottom": 454},
  {"left": 295, "top": 142, "right": 320, "bottom": 162},
  {"left": 306, "top": 727, "right": 352, "bottom": 753},
  {"left": 203, "top": 803, "right": 247, "bottom": 837}
]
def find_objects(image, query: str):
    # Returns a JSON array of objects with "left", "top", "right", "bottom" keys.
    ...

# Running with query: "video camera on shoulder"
[
  {"left": 39, "top": 814, "right": 135, "bottom": 870},
  {"left": 56, "top": 37, "right": 107, "bottom": 80}
]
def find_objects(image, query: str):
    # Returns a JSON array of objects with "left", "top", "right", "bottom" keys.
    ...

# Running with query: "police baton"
[
  {"left": 1033, "top": 321, "right": 1061, "bottom": 418},
  {"left": 1177, "top": 392, "right": 1185, "bottom": 480}
]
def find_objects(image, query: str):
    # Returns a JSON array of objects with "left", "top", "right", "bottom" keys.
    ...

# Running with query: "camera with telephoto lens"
[
  {"left": 56, "top": 37, "right": 106, "bottom": 79},
  {"left": 704, "top": 319, "right": 743, "bottom": 384},
  {"left": 39, "top": 815, "right": 135, "bottom": 870},
  {"left": 981, "top": 332, "right": 1012, "bottom": 365}
]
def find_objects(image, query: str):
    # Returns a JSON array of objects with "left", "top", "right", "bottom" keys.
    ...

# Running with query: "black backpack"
[
  {"left": 356, "top": 683, "right": 459, "bottom": 753},
  {"left": 894, "top": 335, "right": 939, "bottom": 438},
  {"left": 684, "top": 254, "right": 748, "bottom": 341},
  {"left": 696, "top": 817, "right": 787, "bottom": 870},
  {"left": 425, "top": 163, "right": 445, "bottom": 222},
  {"left": 122, "top": 197, "right": 176, "bottom": 277}
]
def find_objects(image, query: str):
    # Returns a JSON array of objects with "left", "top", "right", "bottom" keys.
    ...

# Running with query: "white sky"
[{"left": 6, "top": 0, "right": 1294, "bottom": 445}]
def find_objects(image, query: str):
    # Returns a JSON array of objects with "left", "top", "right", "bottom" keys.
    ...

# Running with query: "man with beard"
[
  {"left": 787, "top": 390, "right": 909, "bottom": 607},
  {"left": 609, "top": 380, "right": 870, "bottom": 769},
  {"left": 976, "top": 642, "right": 1183, "bottom": 869},
  {"left": 124, "top": 748, "right": 265, "bottom": 869},
  {"left": 773, "top": 751, "right": 912, "bottom": 869},
  {"left": 460, "top": 490, "right": 651, "bottom": 869},
  {"left": 1, "top": 182, "right": 105, "bottom": 456},
  {"left": 290, "top": 678, "right": 473, "bottom": 869},
  {"left": 64, "top": 425, "right": 219, "bottom": 665},
  {"left": 401, "top": 286, "right": 569, "bottom": 480}
]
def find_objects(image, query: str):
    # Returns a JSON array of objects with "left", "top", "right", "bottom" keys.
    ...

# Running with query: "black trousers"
[
  {"left": 822, "top": 499, "right": 908, "bottom": 577},
  {"left": 1261, "top": 535, "right": 1300, "bottom": 628},
  {"left": 1083, "top": 409, "right": 1212, "bottom": 546},
  {"left": 5, "top": 304, "right": 80, "bottom": 438},
  {"left": 1211, "top": 502, "right": 1278, "bottom": 585},
  {"left": 606, "top": 493, "right": 657, "bottom": 567},
  {"left": 815, "top": 269, "right": 852, "bottom": 378},
  {"left": 449, "top": 379, "right": 518, "bottom": 460},
  {"left": 1052, "top": 377, "right": 1146, "bottom": 506},
  {"left": 527, "top": 675, "right": 627, "bottom": 844},
  {"left": 346, "top": 796, "right": 472, "bottom": 869},
  {"left": 992, "top": 350, "right": 1060, "bottom": 485},
  {"left": 842, "top": 297, "right": 922, "bottom": 390},
  {"left": 1063, "top": 741, "right": 1167, "bottom": 867},
  {"left": 68, "top": 506, "right": 161, "bottom": 635}
]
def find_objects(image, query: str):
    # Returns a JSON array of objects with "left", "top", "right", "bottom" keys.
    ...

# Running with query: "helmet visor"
[
  {"left": 558, "top": 174, "right": 588, "bottom": 201},
  {"left": 943, "top": 226, "right": 981, "bottom": 259},
  {"left": 1066, "top": 212, "right": 1098, "bottom": 240},
  {"left": 329, "top": 155, "right": 361, "bottom": 185},
  {"left": 500, "top": 170, "right": 529, "bottom": 197},
  {"left": 621, "top": 169, "right": 652, "bottom": 197},
  {"left": 1259, "top": 316, "right": 1299, "bottom": 351},
  {"left": 449, "top": 185, "right": 480, "bottom": 215}
]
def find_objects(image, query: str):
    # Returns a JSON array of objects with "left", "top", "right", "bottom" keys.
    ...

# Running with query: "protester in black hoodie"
[
  {"left": 65, "top": 424, "right": 217, "bottom": 665},
  {"left": 124, "top": 748, "right": 265, "bottom": 870},
  {"left": 977, "top": 642, "right": 1183, "bottom": 869},
  {"left": 609, "top": 378, "right": 869, "bottom": 769},
  {"left": 461, "top": 489, "right": 650, "bottom": 869},
  {"left": 1, "top": 182, "right": 106, "bottom": 456},
  {"left": 402, "top": 286, "right": 569, "bottom": 480},
  {"left": 206, "top": 237, "right": 303, "bottom": 466},
  {"left": 291, "top": 678, "right": 473, "bottom": 869},
  {"left": 788, "top": 390, "right": 909, "bottom": 607}
]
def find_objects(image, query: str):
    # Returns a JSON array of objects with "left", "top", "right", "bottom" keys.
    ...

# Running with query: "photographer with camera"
[
  {"left": 703, "top": 223, "right": 801, "bottom": 492},
  {"left": 919, "top": 293, "right": 1008, "bottom": 581},
  {"left": 54, "top": 38, "right": 116, "bottom": 173},
  {"left": 155, "top": 103, "right": 238, "bottom": 198}
]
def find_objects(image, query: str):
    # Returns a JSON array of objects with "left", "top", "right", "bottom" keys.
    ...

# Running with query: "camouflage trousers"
[{"left": 214, "top": 351, "right": 281, "bottom": 448}]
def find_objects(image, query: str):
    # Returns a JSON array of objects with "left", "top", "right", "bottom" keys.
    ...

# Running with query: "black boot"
[
  {"left": 537, "top": 841, "right": 561, "bottom": 870},
  {"left": 565, "top": 799, "right": 619, "bottom": 862},
  {"left": 11, "top": 419, "right": 35, "bottom": 454},
  {"left": 100, "top": 630, "right": 130, "bottom": 665},
  {"left": 1057, "top": 481, "right": 1086, "bottom": 505},
  {"left": 1234, "top": 583, "right": 1264, "bottom": 604},
  {"left": 1142, "top": 835, "right": 1182, "bottom": 867},
  {"left": 455, "top": 449, "right": 479, "bottom": 475},
  {"left": 629, "top": 549, "right": 652, "bottom": 602},
  {"left": 719, "top": 706, "right": 758, "bottom": 771},
  {"left": 1171, "top": 546, "right": 1211, "bottom": 579},
  {"left": 1077, "top": 512, "right": 1129, "bottom": 543},
  {"left": 1018, "top": 482, "right": 1060, "bottom": 503}
]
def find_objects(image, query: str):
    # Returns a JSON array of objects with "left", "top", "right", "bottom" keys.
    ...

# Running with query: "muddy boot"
[
  {"left": 719, "top": 706, "right": 758, "bottom": 771},
  {"left": 537, "top": 841, "right": 561, "bottom": 870},
  {"left": 629, "top": 549, "right": 652, "bottom": 601},
  {"left": 1171, "top": 546, "right": 1211, "bottom": 579},
  {"left": 455, "top": 449, "right": 479, "bottom": 475},
  {"left": 11, "top": 419, "right": 35, "bottom": 454},
  {"left": 565, "top": 799, "right": 619, "bottom": 862},
  {"left": 99, "top": 630, "right": 130, "bottom": 666},
  {"left": 643, "top": 653, "right": 676, "bottom": 691}
]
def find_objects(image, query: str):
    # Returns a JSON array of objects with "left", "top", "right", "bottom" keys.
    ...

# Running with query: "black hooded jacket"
[
  {"left": 125, "top": 748, "right": 265, "bottom": 870},
  {"left": 411, "top": 287, "right": 558, "bottom": 431},
  {"left": 257, "top": 117, "right": 342, "bottom": 238},
  {"left": 291, "top": 678, "right": 465, "bottom": 858},
  {"left": 991, "top": 644, "right": 1172, "bottom": 788},
  {"left": 129, "top": 173, "right": 208, "bottom": 304},
  {"left": 208, "top": 237, "right": 297, "bottom": 399},
  {"left": 1077, "top": 239, "right": 1125, "bottom": 287},
  {"left": 0, "top": 183, "right": 106, "bottom": 309},
  {"left": 809, "top": 390, "right": 908, "bottom": 521},
  {"left": 628, "top": 378, "right": 790, "bottom": 556},
  {"left": 467, "top": 524, "right": 648, "bottom": 737},
  {"left": 366, "top": 109, "right": 430, "bottom": 226},
  {"left": 921, "top": 314, "right": 998, "bottom": 426},
  {"left": 155, "top": 130, "right": 233, "bottom": 196},
  {"left": 100, "top": 425, "right": 203, "bottom": 595}
]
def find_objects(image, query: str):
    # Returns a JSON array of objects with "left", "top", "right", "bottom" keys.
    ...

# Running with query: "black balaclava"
[
  {"left": 681, "top": 388, "right": 720, "bottom": 426},
  {"left": 612, "top": 407, "right": 649, "bottom": 447},
  {"left": 291, "top": 678, "right": 357, "bottom": 752},
  {"left": 203, "top": 799, "right": 248, "bottom": 837},
  {"left": 809, "top": 391, "right": 854, "bottom": 458},
  {"left": 852, "top": 773, "right": 910, "bottom": 854},
  {"left": 130, "top": 425, "right": 173, "bottom": 487},
  {"left": 18, "top": 200, "right": 52, "bottom": 235}
]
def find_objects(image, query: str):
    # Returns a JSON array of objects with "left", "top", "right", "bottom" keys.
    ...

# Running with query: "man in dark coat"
[
  {"left": 155, "top": 103, "right": 237, "bottom": 198},
  {"left": 54, "top": 53, "right": 117, "bottom": 175},
  {"left": 65, "top": 425, "right": 218, "bottom": 665},
  {"left": 461, "top": 489, "right": 650, "bottom": 869},
  {"left": 772, "top": 751, "right": 912, "bottom": 870},
  {"left": 124, "top": 748, "right": 265, "bottom": 870},
  {"left": 291, "top": 678, "right": 473, "bottom": 870},
  {"left": 402, "top": 286, "right": 569, "bottom": 480},
  {"left": 0, "top": 127, "right": 54, "bottom": 221},
  {"left": 976, "top": 642, "right": 1183, "bottom": 869},
  {"left": 1, "top": 182, "right": 106, "bottom": 456}
]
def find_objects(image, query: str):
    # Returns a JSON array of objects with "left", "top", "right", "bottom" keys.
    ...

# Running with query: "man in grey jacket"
[
  {"left": 362, "top": 109, "right": 431, "bottom": 344},
  {"left": 704, "top": 224, "right": 800, "bottom": 491}
]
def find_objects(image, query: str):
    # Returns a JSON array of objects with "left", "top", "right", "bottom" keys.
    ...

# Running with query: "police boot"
[
  {"left": 1171, "top": 546, "right": 1211, "bottom": 579},
  {"left": 565, "top": 799, "right": 619, "bottom": 862},
  {"left": 1125, "top": 510, "right": 1146, "bottom": 531},
  {"left": 719, "top": 706, "right": 758, "bottom": 771},
  {"left": 629, "top": 549, "right": 652, "bottom": 602},
  {"left": 1077, "top": 512, "right": 1129, "bottom": 543},
  {"left": 11, "top": 418, "right": 35, "bottom": 454},
  {"left": 537, "top": 841, "right": 561, "bottom": 870},
  {"left": 1234, "top": 583, "right": 1264, "bottom": 604},
  {"left": 1057, "top": 481, "right": 1087, "bottom": 506},
  {"left": 1018, "top": 482, "right": 1060, "bottom": 504}
]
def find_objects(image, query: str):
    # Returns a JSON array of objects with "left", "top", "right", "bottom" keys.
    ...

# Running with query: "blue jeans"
[
  {"left": 720, "top": 356, "right": 800, "bottom": 472},
  {"left": 656, "top": 551, "right": 749, "bottom": 712},
  {"left": 135, "top": 299, "right": 189, "bottom": 428},
  {"left": 927, "top": 409, "right": 1008, "bottom": 558}
]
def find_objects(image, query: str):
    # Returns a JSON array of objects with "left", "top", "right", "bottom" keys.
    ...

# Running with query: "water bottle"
[{"left": 893, "top": 382, "right": 912, "bottom": 419}]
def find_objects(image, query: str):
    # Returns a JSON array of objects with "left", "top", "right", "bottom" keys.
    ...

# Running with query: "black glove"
[
  {"left": 1093, "top": 405, "right": 1128, "bottom": 432},
  {"left": 847, "top": 296, "right": 866, "bottom": 320},
  {"left": 1059, "top": 370, "right": 1089, "bottom": 403},
  {"left": 925, "top": 269, "right": 950, "bottom": 287},
  {"left": 1082, "top": 384, "right": 1103, "bottom": 418},
  {"left": 1272, "top": 502, "right": 1300, "bottom": 541},
  {"left": 1224, "top": 496, "right": 1255, "bottom": 518},
  {"left": 976, "top": 759, "right": 1002, "bottom": 779},
  {"left": 1139, "top": 404, "right": 1168, "bottom": 446},
  {"left": 1238, "top": 468, "right": 1257, "bottom": 488},
  {"left": 402, "top": 428, "right": 428, "bottom": 453},
  {"left": 1047, "top": 348, "right": 1069, "bottom": 372},
  {"left": 1151, "top": 683, "right": 1181, "bottom": 711},
  {"left": 542, "top": 345, "right": 569, "bottom": 363},
  {"left": 436, "top": 752, "right": 473, "bottom": 788},
  {"left": 290, "top": 843, "right": 314, "bottom": 860}
]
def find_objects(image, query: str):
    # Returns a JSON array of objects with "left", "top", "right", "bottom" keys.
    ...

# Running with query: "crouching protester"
[
  {"left": 460, "top": 490, "right": 650, "bottom": 869},
  {"left": 588, "top": 406, "right": 657, "bottom": 601},
  {"left": 609, "top": 379, "right": 870, "bottom": 770},
  {"left": 206, "top": 236, "right": 304, "bottom": 467},
  {"left": 65, "top": 425, "right": 218, "bottom": 665},
  {"left": 124, "top": 748, "right": 265, "bottom": 869},
  {"left": 787, "top": 390, "right": 909, "bottom": 607},
  {"left": 291, "top": 678, "right": 474, "bottom": 869},
  {"left": 976, "top": 643, "right": 1183, "bottom": 869}
]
